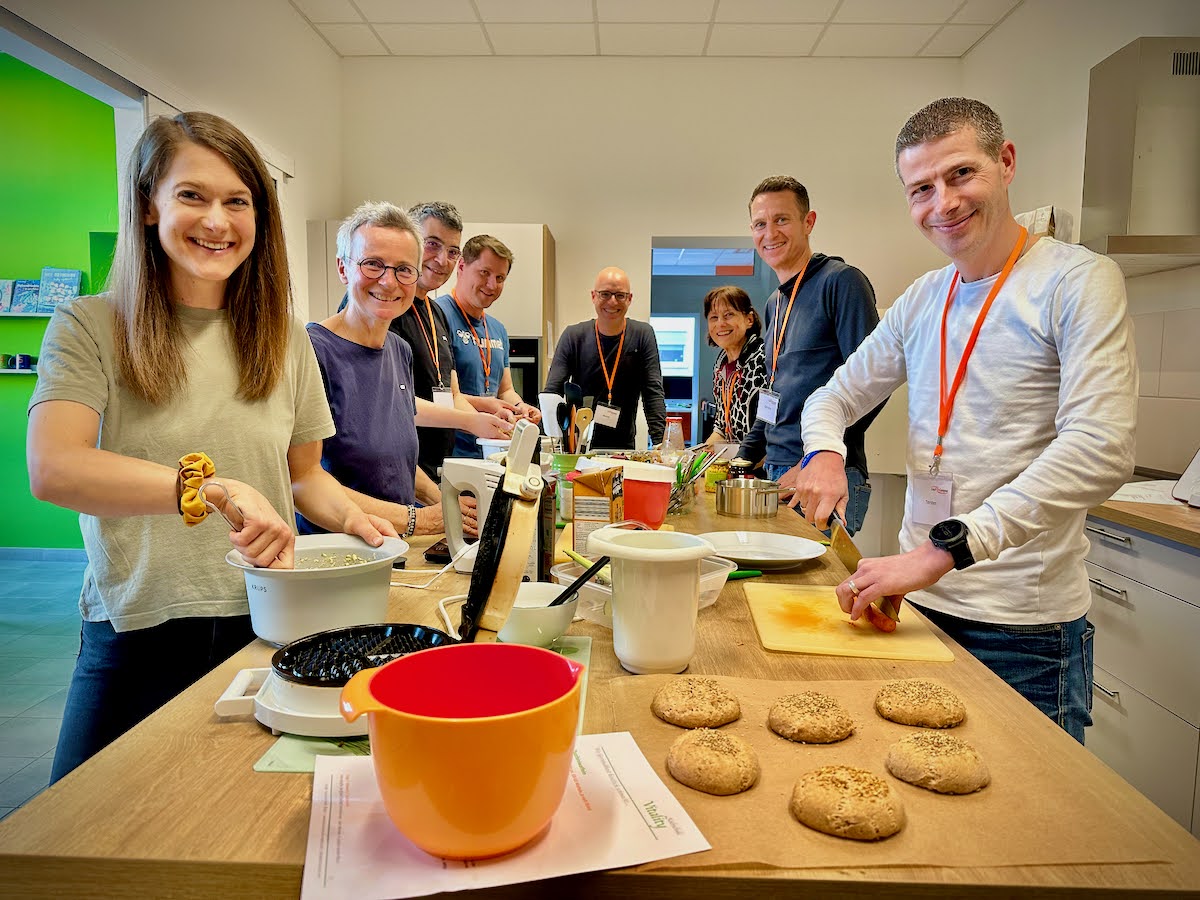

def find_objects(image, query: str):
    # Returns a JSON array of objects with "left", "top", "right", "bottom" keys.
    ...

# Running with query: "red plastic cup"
[{"left": 622, "top": 462, "right": 675, "bottom": 529}]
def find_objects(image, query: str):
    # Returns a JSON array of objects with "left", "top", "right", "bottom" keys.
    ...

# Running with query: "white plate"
[{"left": 696, "top": 531, "right": 826, "bottom": 569}]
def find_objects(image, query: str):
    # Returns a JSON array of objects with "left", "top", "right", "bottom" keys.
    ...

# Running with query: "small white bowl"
[{"left": 497, "top": 582, "right": 578, "bottom": 648}]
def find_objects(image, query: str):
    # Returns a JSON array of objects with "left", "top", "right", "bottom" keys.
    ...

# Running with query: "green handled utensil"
[{"left": 728, "top": 569, "right": 764, "bottom": 580}]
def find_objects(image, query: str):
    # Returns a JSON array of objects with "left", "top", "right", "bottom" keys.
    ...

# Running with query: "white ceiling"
[{"left": 291, "top": 0, "right": 1024, "bottom": 58}]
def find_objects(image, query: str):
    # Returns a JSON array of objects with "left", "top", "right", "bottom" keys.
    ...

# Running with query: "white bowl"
[
  {"left": 497, "top": 582, "right": 578, "bottom": 648},
  {"left": 225, "top": 534, "right": 409, "bottom": 646},
  {"left": 550, "top": 556, "right": 736, "bottom": 629}
]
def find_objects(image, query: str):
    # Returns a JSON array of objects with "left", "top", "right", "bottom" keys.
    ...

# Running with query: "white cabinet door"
[
  {"left": 1085, "top": 517, "right": 1200, "bottom": 605},
  {"left": 1085, "top": 560, "right": 1200, "bottom": 726},
  {"left": 1086, "top": 664, "right": 1199, "bottom": 832}
]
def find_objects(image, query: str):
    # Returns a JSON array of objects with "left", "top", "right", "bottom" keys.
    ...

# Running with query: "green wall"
[{"left": 0, "top": 53, "right": 119, "bottom": 548}]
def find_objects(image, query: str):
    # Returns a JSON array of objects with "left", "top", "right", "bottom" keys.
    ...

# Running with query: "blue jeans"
[
  {"left": 765, "top": 464, "right": 871, "bottom": 536},
  {"left": 913, "top": 604, "right": 1094, "bottom": 744},
  {"left": 52, "top": 615, "right": 256, "bottom": 783}
]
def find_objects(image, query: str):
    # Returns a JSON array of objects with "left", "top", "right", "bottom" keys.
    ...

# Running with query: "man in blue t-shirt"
[{"left": 436, "top": 235, "right": 542, "bottom": 457}]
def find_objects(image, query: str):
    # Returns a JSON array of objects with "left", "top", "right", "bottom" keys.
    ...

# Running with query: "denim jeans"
[
  {"left": 913, "top": 604, "right": 1094, "bottom": 744},
  {"left": 52, "top": 615, "right": 256, "bottom": 783},
  {"left": 765, "top": 464, "right": 871, "bottom": 536}
]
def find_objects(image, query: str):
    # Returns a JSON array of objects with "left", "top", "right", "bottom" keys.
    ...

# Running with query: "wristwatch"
[{"left": 930, "top": 519, "right": 975, "bottom": 570}]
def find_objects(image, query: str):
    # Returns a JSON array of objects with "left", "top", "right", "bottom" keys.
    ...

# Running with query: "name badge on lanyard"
[
  {"left": 911, "top": 473, "right": 953, "bottom": 525},
  {"left": 756, "top": 389, "right": 780, "bottom": 425},
  {"left": 593, "top": 402, "right": 621, "bottom": 429},
  {"left": 431, "top": 386, "right": 455, "bottom": 409}
]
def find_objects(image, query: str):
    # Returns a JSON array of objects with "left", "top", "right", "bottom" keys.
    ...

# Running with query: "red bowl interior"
[{"left": 369, "top": 642, "right": 580, "bottom": 718}]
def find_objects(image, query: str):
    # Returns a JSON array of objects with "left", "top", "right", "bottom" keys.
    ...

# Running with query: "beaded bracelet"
[
  {"left": 404, "top": 504, "right": 418, "bottom": 539},
  {"left": 178, "top": 452, "right": 216, "bottom": 526}
]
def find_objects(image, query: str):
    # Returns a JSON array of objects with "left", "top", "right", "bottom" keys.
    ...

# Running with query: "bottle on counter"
[{"left": 729, "top": 457, "right": 754, "bottom": 479}]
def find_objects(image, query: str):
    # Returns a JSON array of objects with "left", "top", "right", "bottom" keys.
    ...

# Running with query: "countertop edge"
[{"left": 1089, "top": 500, "right": 1200, "bottom": 551}]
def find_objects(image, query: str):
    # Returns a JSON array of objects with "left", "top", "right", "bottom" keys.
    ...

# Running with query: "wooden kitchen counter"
[
  {"left": 1, "top": 499, "right": 1199, "bottom": 899},
  {"left": 1090, "top": 497, "right": 1200, "bottom": 551}
]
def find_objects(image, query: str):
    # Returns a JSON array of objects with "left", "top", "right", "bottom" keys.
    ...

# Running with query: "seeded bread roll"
[
  {"left": 874, "top": 678, "right": 966, "bottom": 728},
  {"left": 652, "top": 676, "right": 741, "bottom": 728},
  {"left": 768, "top": 692, "right": 855, "bottom": 744},
  {"left": 666, "top": 728, "right": 760, "bottom": 795},
  {"left": 886, "top": 731, "right": 991, "bottom": 794},
  {"left": 789, "top": 765, "right": 906, "bottom": 841}
]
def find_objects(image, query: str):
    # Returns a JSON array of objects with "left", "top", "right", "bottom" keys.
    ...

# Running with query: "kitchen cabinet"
[
  {"left": 306, "top": 219, "right": 556, "bottom": 345},
  {"left": 1084, "top": 507, "right": 1200, "bottom": 837}
]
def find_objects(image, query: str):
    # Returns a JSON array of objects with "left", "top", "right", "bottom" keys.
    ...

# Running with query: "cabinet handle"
[
  {"left": 1086, "top": 525, "right": 1132, "bottom": 545},
  {"left": 1088, "top": 577, "right": 1129, "bottom": 604},
  {"left": 1093, "top": 682, "right": 1121, "bottom": 702}
]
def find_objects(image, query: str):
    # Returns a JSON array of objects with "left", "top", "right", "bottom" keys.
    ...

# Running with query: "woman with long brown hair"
[{"left": 27, "top": 111, "right": 393, "bottom": 782}]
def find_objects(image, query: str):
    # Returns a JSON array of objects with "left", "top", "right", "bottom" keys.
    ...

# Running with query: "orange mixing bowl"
[{"left": 340, "top": 642, "right": 584, "bottom": 859}]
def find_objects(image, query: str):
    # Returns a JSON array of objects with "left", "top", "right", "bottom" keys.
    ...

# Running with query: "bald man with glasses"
[{"left": 543, "top": 267, "right": 666, "bottom": 450}]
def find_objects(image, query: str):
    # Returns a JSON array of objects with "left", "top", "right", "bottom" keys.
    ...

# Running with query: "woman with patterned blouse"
[{"left": 704, "top": 286, "right": 767, "bottom": 445}]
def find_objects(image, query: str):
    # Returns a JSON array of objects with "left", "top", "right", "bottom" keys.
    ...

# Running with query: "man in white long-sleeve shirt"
[{"left": 793, "top": 97, "right": 1137, "bottom": 743}]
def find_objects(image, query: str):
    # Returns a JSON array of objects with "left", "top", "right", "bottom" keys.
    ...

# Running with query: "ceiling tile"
[
  {"left": 951, "top": 0, "right": 1021, "bottom": 25},
  {"left": 475, "top": 0, "right": 593, "bottom": 23},
  {"left": 486, "top": 24, "right": 596, "bottom": 55},
  {"left": 355, "top": 0, "right": 476, "bottom": 23},
  {"left": 598, "top": 0, "right": 716, "bottom": 24},
  {"left": 292, "top": 0, "right": 361, "bottom": 23},
  {"left": 707, "top": 24, "right": 822, "bottom": 56},
  {"left": 812, "top": 23, "right": 939, "bottom": 56},
  {"left": 599, "top": 23, "right": 709, "bottom": 54},
  {"left": 374, "top": 23, "right": 492, "bottom": 54},
  {"left": 714, "top": 0, "right": 836, "bottom": 23},
  {"left": 315, "top": 23, "right": 389, "bottom": 54},
  {"left": 919, "top": 23, "right": 990, "bottom": 56},
  {"left": 834, "top": 0, "right": 961, "bottom": 24}
]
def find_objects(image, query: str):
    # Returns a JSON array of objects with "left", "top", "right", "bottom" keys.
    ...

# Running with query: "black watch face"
[{"left": 931, "top": 519, "right": 962, "bottom": 543}]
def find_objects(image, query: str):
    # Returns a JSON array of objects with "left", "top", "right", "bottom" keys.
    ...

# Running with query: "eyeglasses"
[
  {"left": 594, "top": 290, "right": 631, "bottom": 302},
  {"left": 354, "top": 258, "right": 419, "bottom": 285},
  {"left": 423, "top": 237, "right": 462, "bottom": 262}
]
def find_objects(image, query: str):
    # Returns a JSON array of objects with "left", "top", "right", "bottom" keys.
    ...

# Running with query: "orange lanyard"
[
  {"left": 768, "top": 256, "right": 810, "bottom": 389},
  {"left": 721, "top": 362, "right": 741, "bottom": 432},
  {"left": 594, "top": 320, "right": 626, "bottom": 404},
  {"left": 412, "top": 296, "right": 443, "bottom": 386},
  {"left": 453, "top": 292, "right": 492, "bottom": 392},
  {"left": 932, "top": 226, "right": 1028, "bottom": 475}
]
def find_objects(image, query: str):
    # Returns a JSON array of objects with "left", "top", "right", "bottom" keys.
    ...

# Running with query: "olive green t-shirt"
[{"left": 29, "top": 295, "right": 335, "bottom": 632}]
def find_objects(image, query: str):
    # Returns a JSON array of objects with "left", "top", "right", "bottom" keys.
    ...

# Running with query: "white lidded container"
[
  {"left": 586, "top": 527, "right": 715, "bottom": 674},
  {"left": 225, "top": 533, "right": 409, "bottom": 646}
]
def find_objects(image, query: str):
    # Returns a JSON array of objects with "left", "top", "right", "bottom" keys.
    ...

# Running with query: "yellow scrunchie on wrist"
[{"left": 178, "top": 452, "right": 216, "bottom": 526}]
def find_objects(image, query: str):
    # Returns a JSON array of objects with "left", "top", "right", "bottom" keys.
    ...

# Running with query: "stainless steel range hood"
[{"left": 1081, "top": 37, "right": 1200, "bottom": 278}]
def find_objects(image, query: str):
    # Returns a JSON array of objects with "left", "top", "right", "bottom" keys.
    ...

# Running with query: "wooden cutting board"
[{"left": 743, "top": 583, "right": 953, "bottom": 662}]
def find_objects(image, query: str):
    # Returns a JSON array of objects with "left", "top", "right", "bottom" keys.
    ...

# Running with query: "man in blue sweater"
[{"left": 736, "top": 175, "right": 884, "bottom": 534}]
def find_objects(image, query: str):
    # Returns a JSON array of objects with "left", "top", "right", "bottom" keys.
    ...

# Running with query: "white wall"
[
  {"left": 342, "top": 55, "right": 957, "bottom": 475},
  {"left": 3, "top": 0, "right": 344, "bottom": 319},
  {"left": 964, "top": 0, "right": 1200, "bottom": 475}
]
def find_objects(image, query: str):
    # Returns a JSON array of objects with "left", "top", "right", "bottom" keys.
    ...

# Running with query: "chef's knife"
[{"left": 829, "top": 512, "right": 902, "bottom": 627}]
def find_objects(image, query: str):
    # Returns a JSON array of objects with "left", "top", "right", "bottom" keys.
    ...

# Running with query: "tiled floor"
[{"left": 0, "top": 551, "right": 85, "bottom": 821}]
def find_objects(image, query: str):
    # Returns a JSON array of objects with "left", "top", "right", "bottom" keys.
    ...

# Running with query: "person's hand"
[
  {"left": 219, "top": 478, "right": 296, "bottom": 569},
  {"left": 512, "top": 402, "right": 542, "bottom": 425},
  {"left": 466, "top": 412, "right": 514, "bottom": 440},
  {"left": 474, "top": 396, "right": 518, "bottom": 420},
  {"left": 459, "top": 494, "right": 479, "bottom": 537},
  {"left": 835, "top": 543, "right": 954, "bottom": 622},
  {"left": 339, "top": 508, "right": 393, "bottom": 547},
  {"left": 790, "top": 451, "right": 848, "bottom": 527}
]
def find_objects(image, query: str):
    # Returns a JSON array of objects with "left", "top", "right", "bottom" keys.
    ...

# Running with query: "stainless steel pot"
[{"left": 715, "top": 478, "right": 780, "bottom": 518}]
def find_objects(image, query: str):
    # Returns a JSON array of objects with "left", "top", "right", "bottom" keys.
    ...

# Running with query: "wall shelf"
[
  {"left": 0, "top": 313, "right": 53, "bottom": 318},
  {"left": 0, "top": 367, "right": 36, "bottom": 375}
]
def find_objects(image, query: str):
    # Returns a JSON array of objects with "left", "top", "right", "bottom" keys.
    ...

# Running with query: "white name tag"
[
  {"left": 911, "top": 473, "right": 953, "bottom": 526},
  {"left": 756, "top": 390, "right": 780, "bottom": 425},
  {"left": 432, "top": 387, "right": 455, "bottom": 409},
  {"left": 593, "top": 402, "right": 621, "bottom": 429}
]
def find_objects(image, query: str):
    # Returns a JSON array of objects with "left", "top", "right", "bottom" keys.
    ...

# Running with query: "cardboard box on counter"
[{"left": 572, "top": 466, "right": 623, "bottom": 555}]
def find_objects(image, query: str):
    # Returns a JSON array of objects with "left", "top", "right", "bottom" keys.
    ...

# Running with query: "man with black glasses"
[
  {"left": 543, "top": 267, "right": 666, "bottom": 450},
  {"left": 392, "top": 202, "right": 510, "bottom": 480}
]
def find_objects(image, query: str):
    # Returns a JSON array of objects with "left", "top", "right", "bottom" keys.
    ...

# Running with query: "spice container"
[
  {"left": 704, "top": 458, "right": 730, "bottom": 493},
  {"left": 729, "top": 457, "right": 754, "bottom": 479}
]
